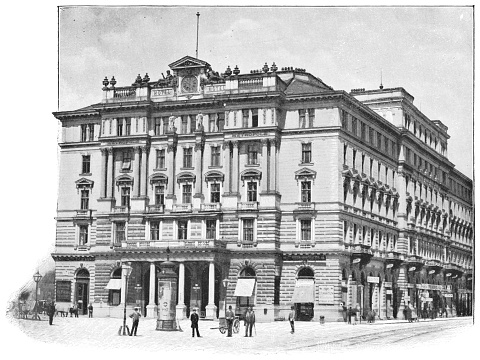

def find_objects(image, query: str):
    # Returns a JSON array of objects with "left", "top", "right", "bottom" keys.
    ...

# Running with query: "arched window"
[
  {"left": 107, "top": 268, "right": 122, "bottom": 306},
  {"left": 297, "top": 267, "right": 314, "bottom": 278}
]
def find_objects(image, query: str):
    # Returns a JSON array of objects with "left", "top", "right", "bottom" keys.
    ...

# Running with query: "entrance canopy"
[
  {"left": 105, "top": 279, "right": 122, "bottom": 290},
  {"left": 234, "top": 278, "right": 256, "bottom": 297},
  {"left": 292, "top": 279, "right": 315, "bottom": 303}
]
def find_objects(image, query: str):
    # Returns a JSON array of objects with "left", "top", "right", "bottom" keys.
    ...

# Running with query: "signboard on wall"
[
  {"left": 384, "top": 282, "right": 392, "bottom": 288},
  {"left": 56, "top": 281, "right": 71, "bottom": 302},
  {"left": 367, "top": 276, "right": 379, "bottom": 284},
  {"left": 386, "top": 290, "right": 393, "bottom": 295},
  {"left": 318, "top": 285, "right": 335, "bottom": 304}
]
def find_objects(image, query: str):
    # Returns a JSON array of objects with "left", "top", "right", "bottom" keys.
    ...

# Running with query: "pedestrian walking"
[
  {"left": 288, "top": 305, "right": 295, "bottom": 334},
  {"left": 88, "top": 303, "right": 93, "bottom": 318},
  {"left": 129, "top": 307, "right": 141, "bottom": 336},
  {"left": 190, "top": 308, "right": 201, "bottom": 337},
  {"left": 74, "top": 303, "right": 79, "bottom": 317},
  {"left": 244, "top": 306, "right": 255, "bottom": 337},
  {"left": 341, "top": 302, "right": 347, "bottom": 323},
  {"left": 225, "top": 305, "right": 235, "bottom": 337},
  {"left": 347, "top": 306, "right": 352, "bottom": 324},
  {"left": 47, "top": 302, "right": 55, "bottom": 325}
]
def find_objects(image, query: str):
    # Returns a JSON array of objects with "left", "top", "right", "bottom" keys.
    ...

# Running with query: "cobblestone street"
[{"left": 5, "top": 314, "right": 474, "bottom": 358}]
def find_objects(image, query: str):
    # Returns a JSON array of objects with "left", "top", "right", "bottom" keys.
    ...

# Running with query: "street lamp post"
[
  {"left": 33, "top": 271, "right": 42, "bottom": 321},
  {"left": 121, "top": 263, "right": 133, "bottom": 336}
]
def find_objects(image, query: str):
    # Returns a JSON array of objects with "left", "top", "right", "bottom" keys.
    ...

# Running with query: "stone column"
[
  {"left": 269, "top": 139, "right": 277, "bottom": 192},
  {"left": 223, "top": 141, "right": 231, "bottom": 193},
  {"left": 146, "top": 262, "right": 156, "bottom": 318},
  {"left": 260, "top": 139, "right": 268, "bottom": 193},
  {"left": 100, "top": 148, "right": 107, "bottom": 198},
  {"left": 106, "top": 147, "right": 114, "bottom": 198},
  {"left": 176, "top": 262, "right": 187, "bottom": 319},
  {"left": 132, "top": 146, "right": 141, "bottom": 197},
  {"left": 140, "top": 146, "right": 148, "bottom": 197},
  {"left": 231, "top": 141, "right": 239, "bottom": 194},
  {"left": 205, "top": 262, "right": 217, "bottom": 320}
]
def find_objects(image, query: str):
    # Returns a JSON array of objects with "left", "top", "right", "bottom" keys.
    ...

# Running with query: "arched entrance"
[
  {"left": 235, "top": 266, "right": 256, "bottom": 318},
  {"left": 75, "top": 268, "right": 90, "bottom": 315},
  {"left": 293, "top": 267, "right": 315, "bottom": 321}
]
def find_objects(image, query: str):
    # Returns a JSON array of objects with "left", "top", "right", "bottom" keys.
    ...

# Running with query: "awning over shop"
[
  {"left": 292, "top": 279, "right": 315, "bottom": 303},
  {"left": 234, "top": 278, "right": 256, "bottom": 297},
  {"left": 105, "top": 279, "right": 122, "bottom": 290}
]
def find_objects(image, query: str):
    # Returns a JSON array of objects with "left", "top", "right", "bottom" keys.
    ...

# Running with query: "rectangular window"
[
  {"left": 154, "top": 185, "right": 165, "bottom": 205},
  {"left": 247, "top": 181, "right": 257, "bottom": 202},
  {"left": 247, "top": 145, "right": 258, "bottom": 165},
  {"left": 302, "top": 143, "right": 312, "bottom": 163},
  {"left": 300, "top": 220, "right": 311, "bottom": 241},
  {"left": 155, "top": 118, "right": 162, "bottom": 135},
  {"left": 369, "top": 126, "right": 374, "bottom": 144},
  {"left": 156, "top": 149, "right": 165, "bottom": 169},
  {"left": 210, "top": 183, "right": 220, "bottom": 203},
  {"left": 183, "top": 148, "right": 193, "bottom": 168},
  {"left": 115, "top": 222, "right": 126, "bottom": 243},
  {"left": 352, "top": 117, "right": 357, "bottom": 135},
  {"left": 79, "top": 225, "right": 89, "bottom": 245},
  {"left": 209, "top": 115, "right": 217, "bottom": 132},
  {"left": 182, "top": 184, "right": 192, "bottom": 204},
  {"left": 125, "top": 118, "right": 131, "bottom": 135},
  {"left": 122, "top": 151, "right": 131, "bottom": 170},
  {"left": 121, "top": 187, "right": 130, "bottom": 207},
  {"left": 81, "top": 124, "right": 88, "bottom": 142},
  {"left": 82, "top": 155, "right": 91, "bottom": 174},
  {"left": 217, "top": 112, "right": 225, "bottom": 131},
  {"left": 341, "top": 110, "right": 348, "bottom": 129},
  {"left": 299, "top": 109, "right": 306, "bottom": 128},
  {"left": 117, "top": 119, "right": 123, "bottom": 136},
  {"left": 308, "top": 108, "right": 315, "bottom": 127},
  {"left": 361, "top": 122, "right": 366, "bottom": 141},
  {"left": 88, "top": 124, "right": 94, "bottom": 141},
  {"left": 206, "top": 219, "right": 216, "bottom": 239},
  {"left": 190, "top": 115, "right": 196, "bottom": 133},
  {"left": 162, "top": 117, "right": 169, "bottom": 134},
  {"left": 242, "top": 109, "right": 249, "bottom": 128},
  {"left": 150, "top": 221, "right": 160, "bottom": 241},
  {"left": 181, "top": 116, "right": 188, "bottom": 134},
  {"left": 252, "top": 109, "right": 258, "bottom": 128},
  {"left": 178, "top": 220, "right": 188, "bottom": 240},
  {"left": 301, "top": 181, "right": 311, "bottom": 203},
  {"left": 211, "top": 146, "right": 220, "bottom": 166},
  {"left": 80, "top": 189, "right": 89, "bottom": 210},
  {"left": 243, "top": 219, "right": 254, "bottom": 242},
  {"left": 377, "top": 132, "right": 382, "bottom": 150}
]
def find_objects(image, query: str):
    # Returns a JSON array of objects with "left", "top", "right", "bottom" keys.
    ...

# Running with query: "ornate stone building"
[{"left": 52, "top": 56, "right": 473, "bottom": 322}]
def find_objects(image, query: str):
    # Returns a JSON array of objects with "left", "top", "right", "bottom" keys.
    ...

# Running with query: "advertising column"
[{"left": 156, "top": 260, "right": 179, "bottom": 331}]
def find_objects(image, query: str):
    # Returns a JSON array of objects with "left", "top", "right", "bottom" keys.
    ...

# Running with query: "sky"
[
  {"left": 58, "top": 6, "right": 473, "bottom": 179},
  {"left": 0, "top": 3, "right": 476, "bottom": 360}
]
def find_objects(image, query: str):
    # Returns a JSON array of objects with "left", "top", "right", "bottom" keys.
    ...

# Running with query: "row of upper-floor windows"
[
  {"left": 404, "top": 147, "right": 448, "bottom": 185},
  {"left": 343, "top": 145, "right": 396, "bottom": 187},
  {"left": 341, "top": 110, "right": 397, "bottom": 159},
  {"left": 449, "top": 178, "right": 472, "bottom": 202},
  {"left": 344, "top": 221, "right": 397, "bottom": 251},
  {"left": 404, "top": 113, "right": 447, "bottom": 156}
]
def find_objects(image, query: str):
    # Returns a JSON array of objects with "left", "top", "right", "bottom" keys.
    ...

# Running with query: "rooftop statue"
[{"left": 155, "top": 70, "right": 178, "bottom": 89}]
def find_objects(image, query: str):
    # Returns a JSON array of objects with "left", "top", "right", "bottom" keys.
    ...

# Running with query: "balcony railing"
[
  {"left": 200, "top": 203, "right": 221, "bottom": 212},
  {"left": 147, "top": 204, "right": 165, "bottom": 213},
  {"left": 75, "top": 209, "right": 92, "bottom": 217},
  {"left": 112, "top": 206, "right": 129, "bottom": 214},
  {"left": 296, "top": 202, "right": 315, "bottom": 211},
  {"left": 113, "top": 87, "right": 137, "bottom": 99},
  {"left": 123, "top": 239, "right": 226, "bottom": 249},
  {"left": 238, "top": 202, "right": 258, "bottom": 211},
  {"left": 238, "top": 76, "right": 263, "bottom": 89},
  {"left": 172, "top": 203, "right": 192, "bottom": 212}
]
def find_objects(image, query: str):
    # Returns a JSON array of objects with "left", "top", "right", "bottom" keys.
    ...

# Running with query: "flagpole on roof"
[{"left": 196, "top": 12, "right": 200, "bottom": 59}]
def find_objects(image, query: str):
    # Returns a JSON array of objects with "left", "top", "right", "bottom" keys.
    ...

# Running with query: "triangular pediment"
[
  {"left": 75, "top": 178, "right": 94, "bottom": 188},
  {"left": 169, "top": 56, "right": 210, "bottom": 70},
  {"left": 295, "top": 167, "right": 317, "bottom": 180}
]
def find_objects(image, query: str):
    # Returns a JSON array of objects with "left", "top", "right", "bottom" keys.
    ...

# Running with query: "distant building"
[{"left": 52, "top": 56, "right": 473, "bottom": 321}]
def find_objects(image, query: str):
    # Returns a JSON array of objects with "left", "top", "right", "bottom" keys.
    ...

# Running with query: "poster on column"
[{"left": 158, "top": 280, "right": 177, "bottom": 320}]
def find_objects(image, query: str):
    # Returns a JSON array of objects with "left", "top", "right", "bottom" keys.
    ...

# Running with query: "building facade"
[{"left": 52, "top": 56, "right": 473, "bottom": 322}]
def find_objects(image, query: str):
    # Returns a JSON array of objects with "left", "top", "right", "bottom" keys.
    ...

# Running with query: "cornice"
[{"left": 51, "top": 253, "right": 95, "bottom": 261}]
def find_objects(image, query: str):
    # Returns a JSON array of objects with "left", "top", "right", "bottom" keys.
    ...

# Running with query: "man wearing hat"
[
  {"left": 190, "top": 308, "right": 201, "bottom": 337},
  {"left": 129, "top": 307, "right": 141, "bottom": 336}
]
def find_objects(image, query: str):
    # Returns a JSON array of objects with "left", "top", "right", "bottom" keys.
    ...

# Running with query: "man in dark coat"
[
  {"left": 347, "top": 306, "right": 353, "bottom": 324},
  {"left": 47, "top": 302, "right": 55, "bottom": 325},
  {"left": 225, "top": 305, "right": 235, "bottom": 337},
  {"left": 88, "top": 303, "right": 93, "bottom": 318},
  {"left": 190, "top": 308, "right": 201, "bottom": 337},
  {"left": 244, "top": 306, "right": 255, "bottom": 337},
  {"left": 129, "top": 307, "right": 141, "bottom": 336}
]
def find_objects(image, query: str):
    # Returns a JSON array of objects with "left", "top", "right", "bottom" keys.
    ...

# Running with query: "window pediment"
[
  {"left": 75, "top": 178, "right": 94, "bottom": 189},
  {"left": 295, "top": 167, "right": 317, "bottom": 181},
  {"left": 240, "top": 169, "right": 262, "bottom": 181},
  {"left": 177, "top": 171, "right": 196, "bottom": 184},
  {"left": 204, "top": 170, "right": 224, "bottom": 183},
  {"left": 115, "top": 174, "right": 133, "bottom": 187},
  {"left": 150, "top": 173, "right": 168, "bottom": 185}
]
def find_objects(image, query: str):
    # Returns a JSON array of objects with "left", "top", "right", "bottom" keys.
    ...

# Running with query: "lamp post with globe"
[
  {"left": 32, "top": 271, "right": 42, "bottom": 321},
  {"left": 121, "top": 263, "right": 133, "bottom": 336}
]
